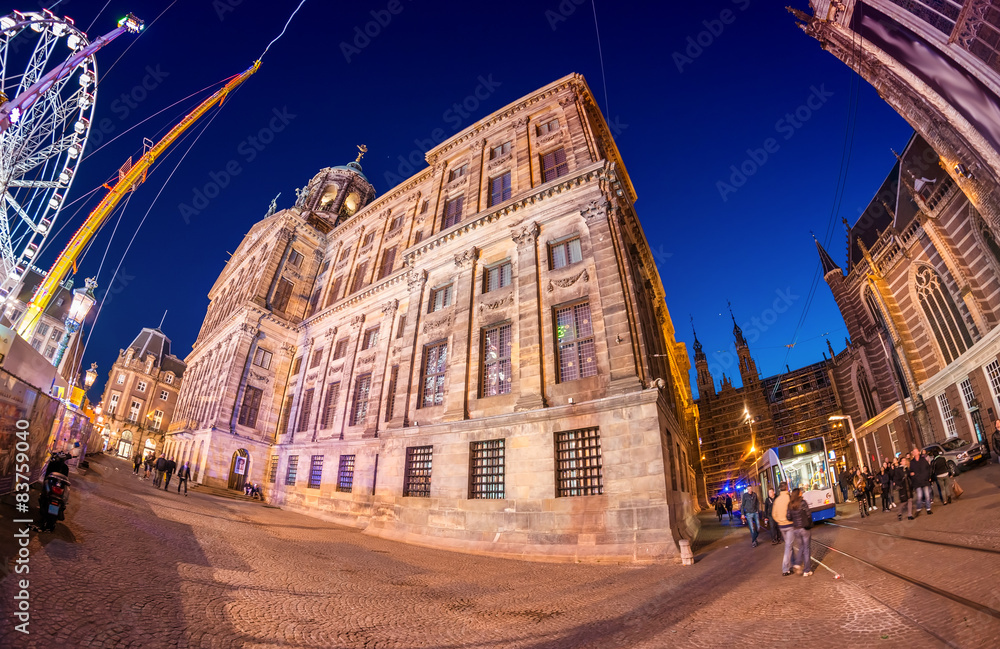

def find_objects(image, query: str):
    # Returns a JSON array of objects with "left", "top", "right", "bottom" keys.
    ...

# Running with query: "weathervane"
[{"left": 356, "top": 144, "right": 367, "bottom": 163}]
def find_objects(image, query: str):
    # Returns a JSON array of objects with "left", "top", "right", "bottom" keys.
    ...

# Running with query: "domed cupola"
[{"left": 297, "top": 145, "right": 376, "bottom": 232}]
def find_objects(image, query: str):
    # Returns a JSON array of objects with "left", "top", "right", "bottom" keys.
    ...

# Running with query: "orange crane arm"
[{"left": 16, "top": 61, "right": 261, "bottom": 340}]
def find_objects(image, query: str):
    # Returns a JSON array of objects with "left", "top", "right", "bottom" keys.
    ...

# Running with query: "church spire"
[
  {"left": 813, "top": 235, "right": 841, "bottom": 278},
  {"left": 729, "top": 301, "right": 747, "bottom": 348},
  {"left": 691, "top": 315, "right": 705, "bottom": 360}
]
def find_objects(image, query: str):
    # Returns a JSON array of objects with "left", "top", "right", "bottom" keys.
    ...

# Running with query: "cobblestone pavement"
[{"left": 2, "top": 455, "right": 1000, "bottom": 648}]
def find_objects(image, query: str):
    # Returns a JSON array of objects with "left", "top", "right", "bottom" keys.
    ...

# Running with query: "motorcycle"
[{"left": 37, "top": 452, "right": 72, "bottom": 532}]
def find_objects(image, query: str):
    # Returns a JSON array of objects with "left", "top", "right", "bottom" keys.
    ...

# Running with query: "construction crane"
[{"left": 16, "top": 60, "right": 261, "bottom": 340}]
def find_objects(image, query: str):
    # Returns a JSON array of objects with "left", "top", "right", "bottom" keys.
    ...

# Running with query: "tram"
[{"left": 751, "top": 437, "right": 837, "bottom": 523}]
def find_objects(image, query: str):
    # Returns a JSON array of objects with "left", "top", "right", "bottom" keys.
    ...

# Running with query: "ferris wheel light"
[
  {"left": 0, "top": 16, "right": 17, "bottom": 31},
  {"left": 118, "top": 14, "right": 144, "bottom": 34},
  {"left": 59, "top": 169, "right": 73, "bottom": 184},
  {"left": 38, "top": 218, "right": 51, "bottom": 234},
  {"left": 9, "top": 107, "right": 21, "bottom": 124},
  {"left": 24, "top": 243, "right": 38, "bottom": 259},
  {"left": 52, "top": 22, "right": 66, "bottom": 37},
  {"left": 48, "top": 193, "right": 63, "bottom": 210},
  {"left": 67, "top": 33, "right": 81, "bottom": 49},
  {"left": 74, "top": 118, "right": 89, "bottom": 135},
  {"left": 79, "top": 72, "right": 92, "bottom": 87},
  {"left": 78, "top": 93, "right": 93, "bottom": 109},
  {"left": 67, "top": 145, "right": 80, "bottom": 159},
  {"left": 30, "top": 21, "right": 43, "bottom": 33}
]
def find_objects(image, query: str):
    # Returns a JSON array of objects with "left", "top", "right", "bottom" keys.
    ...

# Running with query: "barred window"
[
  {"left": 351, "top": 374, "right": 371, "bottom": 425},
  {"left": 541, "top": 147, "right": 568, "bottom": 182},
  {"left": 362, "top": 326, "right": 380, "bottom": 350},
  {"left": 268, "top": 455, "right": 279, "bottom": 483},
  {"left": 320, "top": 382, "right": 340, "bottom": 429},
  {"left": 469, "top": 439, "right": 505, "bottom": 499},
  {"left": 429, "top": 285, "right": 453, "bottom": 312},
  {"left": 403, "top": 445, "right": 433, "bottom": 497},
  {"left": 421, "top": 342, "right": 448, "bottom": 407},
  {"left": 482, "top": 323, "right": 512, "bottom": 397},
  {"left": 549, "top": 237, "right": 582, "bottom": 269},
  {"left": 333, "top": 339, "right": 349, "bottom": 360},
  {"left": 238, "top": 386, "right": 263, "bottom": 428},
  {"left": 444, "top": 196, "right": 463, "bottom": 229},
  {"left": 484, "top": 261, "right": 512, "bottom": 293},
  {"left": 296, "top": 388, "right": 314, "bottom": 432},
  {"left": 488, "top": 172, "right": 511, "bottom": 207},
  {"left": 337, "top": 455, "right": 355, "bottom": 492},
  {"left": 308, "top": 455, "right": 324, "bottom": 489},
  {"left": 285, "top": 455, "right": 299, "bottom": 485},
  {"left": 555, "top": 428, "right": 603, "bottom": 497},
  {"left": 556, "top": 303, "right": 597, "bottom": 382}
]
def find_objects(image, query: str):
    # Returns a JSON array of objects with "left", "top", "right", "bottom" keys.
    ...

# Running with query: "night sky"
[{"left": 26, "top": 0, "right": 914, "bottom": 401}]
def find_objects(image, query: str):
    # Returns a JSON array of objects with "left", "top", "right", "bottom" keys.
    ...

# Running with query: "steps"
[{"left": 189, "top": 483, "right": 264, "bottom": 503}]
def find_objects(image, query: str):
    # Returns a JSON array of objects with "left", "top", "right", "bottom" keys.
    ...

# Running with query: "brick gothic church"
[{"left": 164, "top": 74, "right": 701, "bottom": 562}]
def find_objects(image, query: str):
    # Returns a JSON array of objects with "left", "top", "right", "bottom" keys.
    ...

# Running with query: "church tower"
[
  {"left": 693, "top": 321, "right": 714, "bottom": 398},
  {"left": 732, "top": 307, "right": 760, "bottom": 388}
]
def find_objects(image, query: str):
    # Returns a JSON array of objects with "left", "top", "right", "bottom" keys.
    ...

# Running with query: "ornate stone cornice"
[
  {"left": 350, "top": 314, "right": 365, "bottom": 329},
  {"left": 382, "top": 299, "right": 400, "bottom": 315},
  {"left": 454, "top": 246, "right": 480, "bottom": 268},
  {"left": 408, "top": 269, "right": 428, "bottom": 292},
  {"left": 511, "top": 221, "right": 539, "bottom": 248}
]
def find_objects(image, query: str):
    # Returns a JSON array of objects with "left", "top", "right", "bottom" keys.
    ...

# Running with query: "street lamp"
[
  {"left": 52, "top": 277, "right": 97, "bottom": 371},
  {"left": 84, "top": 362, "right": 98, "bottom": 389},
  {"left": 830, "top": 414, "right": 864, "bottom": 468}
]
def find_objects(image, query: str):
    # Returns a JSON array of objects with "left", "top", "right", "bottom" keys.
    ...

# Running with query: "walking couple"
[{"left": 772, "top": 482, "right": 813, "bottom": 577}]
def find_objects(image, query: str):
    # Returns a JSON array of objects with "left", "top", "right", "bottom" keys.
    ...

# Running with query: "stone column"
[
  {"left": 511, "top": 222, "right": 546, "bottom": 411},
  {"left": 390, "top": 269, "right": 428, "bottom": 428},
  {"left": 337, "top": 315, "right": 366, "bottom": 440},
  {"left": 443, "top": 246, "right": 479, "bottom": 421},
  {"left": 362, "top": 299, "right": 399, "bottom": 437}
]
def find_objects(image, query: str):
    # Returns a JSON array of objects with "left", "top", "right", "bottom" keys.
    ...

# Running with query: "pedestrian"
[
  {"left": 763, "top": 487, "right": 782, "bottom": 544},
  {"left": 909, "top": 447, "right": 933, "bottom": 516},
  {"left": 176, "top": 461, "right": 191, "bottom": 496},
  {"left": 852, "top": 469, "right": 868, "bottom": 518},
  {"left": 931, "top": 450, "right": 953, "bottom": 505},
  {"left": 773, "top": 482, "right": 795, "bottom": 576},
  {"left": 153, "top": 453, "right": 166, "bottom": 487},
  {"left": 839, "top": 466, "right": 851, "bottom": 502},
  {"left": 863, "top": 467, "right": 876, "bottom": 511},
  {"left": 714, "top": 497, "right": 725, "bottom": 522},
  {"left": 879, "top": 462, "right": 893, "bottom": 512},
  {"left": 894, "top": 457, "right": 912, "bottom": 520},
  {"left": 725, "top": 494, "right": 733, "bottom": 521},
  {"left": 787, "top": 487, "right": 814, "bottom": 576},
  {"left": 163, "top": 456, "right": 177, "bottom": 491},
  {"left": 740, "top": 486, "right": 761, "bottom": 548},
  {"left": 132, "top": 452, "right": 142, "bottom": 475}
]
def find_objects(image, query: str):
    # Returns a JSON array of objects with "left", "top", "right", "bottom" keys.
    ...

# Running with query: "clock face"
[
  {"left": 319, "top": 184, "right": 339, "bottom": 209},
  {"left": 342, "top": 191, "right": 361, "bottom": 216}
]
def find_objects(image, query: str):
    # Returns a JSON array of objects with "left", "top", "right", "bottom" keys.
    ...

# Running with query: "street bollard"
[{"left": 679, "top": 539, "right": 694, "bottom": 566}]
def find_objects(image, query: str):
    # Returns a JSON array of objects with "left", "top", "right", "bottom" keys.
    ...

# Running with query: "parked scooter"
[{"left": 37, "top": 451, "right": 72, "bottom": 532}]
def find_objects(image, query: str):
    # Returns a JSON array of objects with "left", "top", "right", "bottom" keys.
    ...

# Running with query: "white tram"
[{"left": 752, "top": 437, "right": 837, "bottom": 523}]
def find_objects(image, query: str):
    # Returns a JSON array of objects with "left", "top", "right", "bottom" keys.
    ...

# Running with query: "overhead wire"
[
  {"left": 259, "top": 0, "right": 309, "bottom": 60},
  {"left": 590, "top": 0, "right": 611, "bottom": 119}
]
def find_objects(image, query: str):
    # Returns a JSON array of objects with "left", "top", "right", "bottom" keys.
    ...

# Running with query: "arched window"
[
  {"left": 915, "top": 266, "right": 973, "bottom": 365},
  {"left": 865, "top": 286, "right": 887, "bottom": 330},
  {"left": 856, "top": 366, "right": 877, "bottom": 420}
]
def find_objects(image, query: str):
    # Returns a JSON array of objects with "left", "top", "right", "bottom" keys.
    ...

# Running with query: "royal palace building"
[{"left": 164, "top": 74, "right": 700, "bottom": 562}]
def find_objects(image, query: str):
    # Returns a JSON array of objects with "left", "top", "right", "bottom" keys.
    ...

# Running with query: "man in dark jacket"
[
  {"left": 931, "top": 452, "right": 953, "bottom": 505},
  {"left": 740, "top": 487, "right": 761, "bottom": 547},
  {"left": 838, "top": 467, "right": 851, "bottom": 502},
  {"left": 763, "top": 488, "right": 782, "bottom": 544},
  {"left": 909, "top": 448, "right": 933, "bottom": 515},
  {"left": 724, "top": 494, "right": 733, "bottom": 520},
  {"left": 163, "top": 457, "right": 177, "bottom": 491},
  {"left": 176, "top": 461, "right": 191, "bottom": 496},
  {"left": 153, "top": 454, "right": 166, "bottom": 487}
]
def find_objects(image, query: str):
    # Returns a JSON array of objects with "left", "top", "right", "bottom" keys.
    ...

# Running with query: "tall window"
[
  {"left": 482, "top": 323, "right": 512, "bottom": 396},
  {"left": 549, "top": 237, "right": 582, "bottom": 269},
  {"left": 165, "top": 374, "right": 174, "bottom": 385},
  {"left": 310, "top": 347, "right": 323, "bottom": 369},
  {"left": 361, "top": 326, "right": 380, "bottom": 350},
  {"left": 320, "top": 382, "right": 340, "bottom": 429},
  {"left": 379, "top": 246, "right": 397, "bottom": 279},
  {"left": 396, "top": 315, "right": 407, "bottom": 338},
  {"left": 857, "top": 368, "right": 877, "bottom": 420},
  {"left": 389, "top": 214, "right": 404, "bottom": 231},
  {"left": 938, "top": 392, "right": 958, "bottom": 437},
  {"left": 291, "top": 356, "right": 302, "bottom": 375},
  {"left": 339, "top": 246, "right": 352, "bottom": 262},
  {"left": 278, "top": 396, "right": 293, "bottom": 436},
  {"left": 362, "top": 231, "right": 376, "bottom": 248},
  {"left": 488, "top": 172, "right": 511, "bottom": 207},
  {"left": 268, "top": 455, "right": 279, "bottom": 483},
  {"left": 252, "top": 348, "right": 272, "bottom": 370},
  {"left": 128, "top": 400, "right": 142, "bottom": 423},
  {"left": 333, "top": 339, "right": 349, "bottom": 360},
  {"left": 469, "top": 439, "right": 504, "bottom": 499},
  {"left": 285, "top": 456, "right": 298, "bottom": 485},
  {"left": 326, "top": 277, "right": 343, "bottom": 306},
  {"left": 541, "top": 147, "right": 569, "bottom": 182},
  {"left": 556, "top": 303, "right": 597, "bottom": 382},
  {"left": 421, "top": 342, "right": 448, "bottom": 407},
  {"left": 915, "top": 266, "right": 974, "bottom": 365},
  {"left": 351, "top": 374, "right": 371, "bottom": 425},
  {"left": 151, "top": 410, "right": 164, "bottom": 431},
  {"left": 116, "top": 373, "right": 125, "bottom": 385},
  {"left": 337, "top": 455, "right": 355, "bottom": 492},
  {"left": 887, "top": 422, "right": 899, "bottom": 457},
  {"left": 308, "top": 455, "right": 324, "bottom": 489},
  {"left": 484, "top": 261, "right": 512, "bottom": 293},
  {"left": 385, "top": 365, "right": 399, "bottom": 422},
  {"left": 986, "top": 360, "right": 1000, "bottom": 405},
  {"left": 238, "top": 386, "right": 263, "bottom": 428},
  {"left": 351, "top": 261, "right": 369, "bottom": 294},
  {"left": 960, "top": 378, "right": 978, "bottom": 411},
  {"left": 296, "top": 388, "right": 314, "bottom": 432},
  {"left": 403, "top": 445, "right": 433, "bottom": 497},
  {"left": 536, "top": 117, "right": 559, "bottom": 136},
  {"left": 444, "top": 196, "right": 463, "bottom": 229},
  {"left": 555, "top": 427, "right": 603, "bottom": 497},
  {"left": 272, "top": 278, "right": 294, "bottom": 312},
  {"left": 108, "top": 393, "right": 119, "bottom": 414},
  {"left": 429, "top": 284, "right": 453, "bottom": 312},
  {"left": 287, "top": 249, "right": 304, "bottom": 268}
]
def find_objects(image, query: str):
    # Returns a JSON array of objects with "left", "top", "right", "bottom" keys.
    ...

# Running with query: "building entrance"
[{"left": 227, "top": 449, "right": 250, "bottom": 491}]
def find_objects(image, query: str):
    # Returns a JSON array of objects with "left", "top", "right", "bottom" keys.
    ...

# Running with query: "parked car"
[{"left": 923, "top": 437, "right": 991, "bottom": 474}]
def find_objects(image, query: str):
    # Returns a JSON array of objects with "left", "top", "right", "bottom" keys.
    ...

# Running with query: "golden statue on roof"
[{"left": 356, "top": 144, "right": 367, "bottom": 162}]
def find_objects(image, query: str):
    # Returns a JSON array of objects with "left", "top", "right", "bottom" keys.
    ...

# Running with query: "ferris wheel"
[{"left": 0, "top": 10, "right": 142, "bottom": 299}]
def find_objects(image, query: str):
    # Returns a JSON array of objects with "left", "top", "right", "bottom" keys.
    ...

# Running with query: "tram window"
[{"left": 781, "top": 453, "right": 830, "bottom": 491}]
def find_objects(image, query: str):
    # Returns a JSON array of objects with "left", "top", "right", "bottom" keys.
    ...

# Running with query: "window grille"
[
  {"left": 403, "top": 445, "right": 433, "bottom": 497},
  {"left": 308, "top": 455, "right": 324, "bottom": 489},
  {"left": 555, "top": 303, "right": 597, "bottom": 382},
  {"left": 268, "top": 455, "right": 279, "bottom": 483},
  {"left": 429, "top": 285, "right": 453, "bottom": 312},
  {"left": 362, "top": 326, "right": 380, "bottom": 350},
  {"left": 541, "top": 147, "right": 568, "bottom": 182},
  {"left": 482, "top": 323, "right": 512, "bottom": 396},
  {"left": 549, "top": 237, "right": 582, "bottom": 269},
  {"left": 484, "top": 261, "right": 512, "bottom": 293},
  {"left": 469, "top": 439, "right": 504, "bottom": 499},
  {"left": 337, "top": 455, "right": 355, "bottom": 492},
  {"left": 555, "top": 427, "right": 603, "bottom": 497},
  {"left": 285, "top": 455, "right": 298, "bottom": 485},
  {"left": 488, "top": 172, "right": 511, "bottom": 207},
  {"left": 351, "top": 374, "right": 371, "bottom": 425},
  {"left": 444, "top": 196, "right": 463, "bottom": 229},
  {"left": 421, "top": 342, "right": 448, "bottom": 407}
]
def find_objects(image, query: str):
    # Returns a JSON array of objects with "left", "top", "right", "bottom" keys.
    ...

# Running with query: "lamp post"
[
  {"left": 84, "top": 362, "right": 98, "bottom": 390},
  {"left": 53, "top": 277, "right": 97, "bottom": 372},
  {"left": 830, "top": 415, "right": 864, "bottom": 469}
]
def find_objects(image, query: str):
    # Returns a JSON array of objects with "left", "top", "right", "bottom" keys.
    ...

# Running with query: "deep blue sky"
[{"left": 27, "top": 0, "right": 913, "bottom": 401}]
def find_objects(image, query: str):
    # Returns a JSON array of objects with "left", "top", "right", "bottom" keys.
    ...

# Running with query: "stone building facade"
[
  {"left": 797, "top": 1, "right": 1000, "bottom": 236},
  {"left": 98, "top": 327, "right": 186, "bottom": 459},
  {"left": 817, "top": 133, "right": 1000, "bottom": 467},
  {"left": 4, "top": 269, "right": 75, "bottom": 366},
  {"left": 165, "top": 74, "right": 700, "bottom": 562}
]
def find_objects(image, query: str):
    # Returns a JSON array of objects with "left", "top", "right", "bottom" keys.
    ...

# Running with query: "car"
[{"left": 923, "top": 437, "right": 991, "bottom": 474}]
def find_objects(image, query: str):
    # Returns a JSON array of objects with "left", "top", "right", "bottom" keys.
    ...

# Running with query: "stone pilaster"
[
  {"left": 337, "top": 314, "right": 366, "bottom": 440},
  {"left": 362, "top": 298, "right": 399, "bottom": 437},
  {"left": 390, "top": 269, "right": 428, "bottom": 428},
  {"left": 511, "top": 222, "right": 546, "bottom": 411},
  {"left": 443, "top": 246, "right": 479, "bottom": 421}
]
